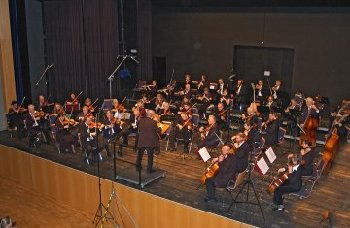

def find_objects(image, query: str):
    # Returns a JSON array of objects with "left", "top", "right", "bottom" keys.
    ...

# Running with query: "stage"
[{"left": 0, "top": 130, "right": 349, "bottom": 227}]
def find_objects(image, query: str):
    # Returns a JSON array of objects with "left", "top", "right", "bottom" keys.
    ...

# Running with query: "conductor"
[{"left": 136, "top": 109, "right": 160, "bottom": 173}]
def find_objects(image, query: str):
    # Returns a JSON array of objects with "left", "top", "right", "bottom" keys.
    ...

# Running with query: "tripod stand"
[
  {"left": 92, "top": 111, "right": 115, "bottom": 227},
  {"left": 229, "top": 152, "right": 265, "bottom": 220}
]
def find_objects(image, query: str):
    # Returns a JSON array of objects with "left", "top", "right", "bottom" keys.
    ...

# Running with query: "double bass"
[
  {"left": 299, "top": 108, "right": 319, "bottom": 147},
  {"left": 321, "top": 128, "right": 339, "bottom": 175}
]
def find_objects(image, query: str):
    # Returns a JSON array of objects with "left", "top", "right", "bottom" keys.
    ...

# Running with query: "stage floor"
[{"left": 0, "top": 130, "right": 349, "bottom": 227}]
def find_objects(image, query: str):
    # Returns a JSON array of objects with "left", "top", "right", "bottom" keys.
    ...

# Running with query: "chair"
[
  {"left": 278, "top": 127, "right": 287, "bottom": 144},
  {"left": 225, "top": 171, "right": 247, "bottom": 210},
  {"left": 6, "top": 114, "right": 17, "bottom": 138}
]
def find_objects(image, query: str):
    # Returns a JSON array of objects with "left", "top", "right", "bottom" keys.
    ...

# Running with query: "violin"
[
  {"left": 34, "top": 111, "right": 46, "bottom": 118},
  {"left": 63, "top": 118, "right": 79, "bottom": 127},
  {"left": 88, "top": 122, "right": 104, "bottom": 130}
]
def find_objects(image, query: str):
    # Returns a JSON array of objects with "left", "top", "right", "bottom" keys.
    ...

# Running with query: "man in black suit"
[
  {"left": 300, "top": 97, "right": 320, "bottom": 124},
  {"left": 233, "top": 79, "right": 247, "bottom": 108},
  {"left": 136, "top": 110, "right": 160, "bottom": 173},
  {"left": 299, "top": 140, "right": 315, "bottom": 176},
  {"left": 273, "top": 154, "right": 303, "bottom": 212},
  {"left": 204, "top": 133, "right": 250, "bottom": 202},
  {"left": 198, "top": 115, "right": 220, "bottom": 149},
  {"left": 24, "top": 104, "right": 41, "bottom": 147},
  {"left": 263, "top": 113, "right": 280, "bottom": 146}
]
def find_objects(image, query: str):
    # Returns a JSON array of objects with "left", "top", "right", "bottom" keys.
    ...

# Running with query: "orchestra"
[{"left": 5, "top": 73, "right": 348, "bottom": 212}]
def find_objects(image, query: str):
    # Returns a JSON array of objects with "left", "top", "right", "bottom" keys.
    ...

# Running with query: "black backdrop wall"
[
  {"left": 43, "top": 0, "right": 119, "bottom": 102},
  {"left": 152, "top": 7, "right": 350, "bottom": 106}
]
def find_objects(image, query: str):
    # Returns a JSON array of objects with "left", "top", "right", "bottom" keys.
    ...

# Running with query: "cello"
[
  {"left": 321, "top": 128, "right": 339, "bottom": 175},
  {"left": 299, "top": 103, "right": 319, "bottom": 147}
]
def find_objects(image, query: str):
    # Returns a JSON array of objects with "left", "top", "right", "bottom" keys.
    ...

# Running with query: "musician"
[
  {"left": 102, "top": 110, "right": 122, "bottom": 156},
  {"left": 198, "top": 115, "right": 220, "bottom": 149},
  {"left": 272, "top": 80, "right": 283, "bottom": 100},
  {"left": 155, "top": 93, "right": 165, "bottom": 112},
  {"left": 197, "top": 74, "right": 209, "bottom": 92},
  {"left": 136, "top": 110, "right": 160, "bottom": 173},
  {"left": 219, "top": 88, "right": 231, "bottom": 107},
  {"left": 38, "top": 95, "right": 53, "bottom": 112},
  {"left": 264, "top": 95, "right": 278, "bottom": 111},
  {"left": 255, "top": 80, "right": 266, "bottom": 102},
  {"left": 178, "top": 102, "right": 192, "bottom": 116},
  {"left": 158, "top": 102, "right": 174, "bottom": 116},
  {"left": 84, "top": 98, "right": 95, "bottom": 113},
  {"left": 168, "top": 113, "right": 192, "bottom": 153},
  {"left": 79, "top": 116, "right": 97, "bottom": 160},
  {"left": 184, "top": 73, "right": 192, "bottom": 84},
  {"left": 197, "top": 87, "right": 213, "bottom": 115},
  {"left": 233, "top": 79, "right": 247, "bottom": 107},
  {"left": 55, "top": 114, "right": 77, "bottom": 153},
  {"left": 299, "top": 140, "right": 316, "bottom": 176},
  {"left": 150, "top": 80, "right": 158, "bottom": 93},
  {"left": 76, "top": 106, "right": 90, "bottom": 122},
  {"left": 175, "top": 83, "right": 193, "bottom": 98},
  {"left": 272, "top": 154, "right": 303, "bottom": 212},
  {"left": 120, "top": 107, "right": 140, "bottom": 146},
  {"left": 285, "top": 98, "right": 300, "bottom": 113},
  {"left": 262, "top": 113, "right": 280, "bottom": 146},
  {"left": 215, "top": 102, "right": 227, "bottom": 130},
  {"left": 300, "top": 97, "right": 320, "bottom": 124},
  {"left": 111, "top": 99, "right": 125, "bottom": 115},
  {"left": 205, "top": 133, "right": 250, "bottom": 202},
  {"left": 284, "top": 98, "right": 301, "bottom": 136},
  {"left": 141, "top": 93, "right": 150, "bottom": 104},
  {"left": 217, "top": 78, "right": 227, "bottom": 96},
  {"left": 52, "top": 103, "right": 65, "bottom": 115},
  {"left": 66, "top": 92, "right": 79, "bottom": 105},
  {"left": 24, "top": 104, "right": 41, "bottom": 147},
  {"left": 8, "top": 101, "right": 25, "bottom": 139},
  {"left": 241, "top": 106, "right": 258, "bottom": 127}
]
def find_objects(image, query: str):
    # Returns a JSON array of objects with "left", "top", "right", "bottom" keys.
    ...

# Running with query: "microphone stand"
[
  {"left": 107, "top": 56, "right": 128, "bottom": 99},
  {"left": 35, "top": 64, "right": 53, "bottom": 88}
]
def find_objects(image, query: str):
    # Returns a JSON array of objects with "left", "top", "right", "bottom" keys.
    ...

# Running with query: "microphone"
[{"left": 129, "top": 55, "right": 140, "bottom": 64}]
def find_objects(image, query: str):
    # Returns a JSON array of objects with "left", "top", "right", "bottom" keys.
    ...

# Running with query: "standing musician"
[
  {"left": 8, "top": 101, "right": 26, "bottom": 139},
  {"left": 136, "top": 110, "right": 160, "bottom": 173},
  {"left": 168, "top": 112, "right": 192, "bottom": 153},
  {"left": 272, "top": 154, "right": 303, "bottom": 212},
  {"left": 66, "top": 92, "right": 79, "bottom": 105},
  {"left": 55, "top": 114, "right": 77, "bottom": 153},
  {"left": 198, "top": 115, "right": 220, "bottom": 149},
  {"left": 204, "top": 133, "right": 250, "bottom": 202},
  {"left": 102, "top": 110, "right": 122, "bottom": 156},
  {"left": 24, "top": 104, "right": 41, "bottom": 147},
  {"left": 301, "top": 97, "right": 320, "bottom": 124},
  {"left": 262, "top": 112, "right": 280, "bottom": 147}
]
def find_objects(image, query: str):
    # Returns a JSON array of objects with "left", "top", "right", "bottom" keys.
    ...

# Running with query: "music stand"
[{"left": 229, "top": 149, "right": 265, "bottom": 220}]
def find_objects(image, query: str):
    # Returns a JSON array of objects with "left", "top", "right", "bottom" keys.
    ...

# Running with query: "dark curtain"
[
  {"left": 44, "top": 0, "right": 86, "bottom": 102},
  {"left": 137, "top": 0, "right": 152, "bottom": 81},
  {"left": 83, "top": 0, "right": 119, "bottom": 99},
  {"left": 43, "top": 0, "right": 119, "bottom": 102}
]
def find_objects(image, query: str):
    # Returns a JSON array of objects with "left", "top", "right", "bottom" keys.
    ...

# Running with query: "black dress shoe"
[
  {"left": 272, "top": 205, "right": 285, "bottom": 212},
  {"left": 204, "top": 197, "right": 218, "bottom": 203}
]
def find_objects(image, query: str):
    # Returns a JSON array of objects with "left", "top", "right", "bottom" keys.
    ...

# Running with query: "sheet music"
[
  {"left": 256, "top": 157, "right": 269, "bottom": 175},
  {"left": 198, "top": 147, "right": 211, "bottom": 162},
  {"left": 265, "top": 147, "right": 276, "bottom": 163}
]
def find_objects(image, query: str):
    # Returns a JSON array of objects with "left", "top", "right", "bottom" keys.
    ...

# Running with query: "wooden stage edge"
[{"left": 0, "top": 144, "right": 251, "bottom": 228}]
